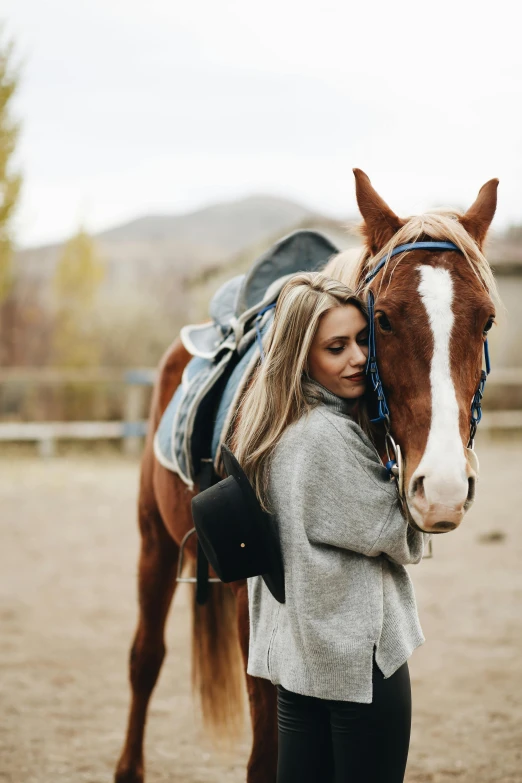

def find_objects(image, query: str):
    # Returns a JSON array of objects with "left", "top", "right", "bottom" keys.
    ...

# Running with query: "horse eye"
[
  {"left": 377, "top": 312, "right": 392, "bottom": 333},
  {"left": 483, "top": 316, "right": 495, "bottom": 335}
]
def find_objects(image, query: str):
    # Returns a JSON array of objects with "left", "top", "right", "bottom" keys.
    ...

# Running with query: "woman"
[{"left": 233, "top": 272, "right": 429, "bottom": 783}]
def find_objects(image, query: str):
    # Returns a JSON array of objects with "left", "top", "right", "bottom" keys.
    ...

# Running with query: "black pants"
[{"left": 276, "top": 659, "right": 411, "bottom": 783}]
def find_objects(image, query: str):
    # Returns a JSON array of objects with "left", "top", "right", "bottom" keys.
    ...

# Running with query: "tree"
[
  {"left": 52, "top": 227, "right": 105, "bottom": 367},
  {"left": 0, "top": 31, "right": 22, "bottom": 303}
]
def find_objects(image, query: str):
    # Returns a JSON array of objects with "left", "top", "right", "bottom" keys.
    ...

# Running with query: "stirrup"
[{"left": 176, "top": 528, "right": 220, "bottom": 584}]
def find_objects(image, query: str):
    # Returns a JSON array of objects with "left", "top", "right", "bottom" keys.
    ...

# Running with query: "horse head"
[{"left": 351, "top": 170, "right": 500, "bottom": 534}]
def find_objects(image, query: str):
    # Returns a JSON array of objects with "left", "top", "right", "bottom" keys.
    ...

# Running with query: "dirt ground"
[{"left": 1, "top": 439, "right": 521, "bottom": 783}]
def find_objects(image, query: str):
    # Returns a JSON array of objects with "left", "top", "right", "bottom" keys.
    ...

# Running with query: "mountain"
[
  {"left": 97, "top": 194, "right": 315, "bottom": 249},
  {"left": 14, "top": 194, "right": 324, "bottom": 287}
]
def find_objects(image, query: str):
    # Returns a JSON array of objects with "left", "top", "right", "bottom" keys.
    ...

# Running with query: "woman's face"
[{"left": 307, "top": 304, "right": 368, "bottom": 399}]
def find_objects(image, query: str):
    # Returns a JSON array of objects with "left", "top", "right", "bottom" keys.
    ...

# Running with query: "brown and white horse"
[{"left": 115, "top": 170, "right": 500, "bottom": 783}]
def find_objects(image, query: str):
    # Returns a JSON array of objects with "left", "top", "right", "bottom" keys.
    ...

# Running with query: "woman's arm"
[{"left": 274, "top": 410, "right": 428, "bottom": 565}]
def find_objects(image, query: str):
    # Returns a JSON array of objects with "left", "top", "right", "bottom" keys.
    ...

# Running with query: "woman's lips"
[{"left": 344, "top": 373, "right": 365, "bottom": 382}]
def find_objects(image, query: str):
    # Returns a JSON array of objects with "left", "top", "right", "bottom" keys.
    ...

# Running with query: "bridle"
[{"left": 364, "top": 240, "right": 491, "bottom": 498}]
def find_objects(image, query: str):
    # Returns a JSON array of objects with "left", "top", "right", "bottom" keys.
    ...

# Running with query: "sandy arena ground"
[{"left": 1, "top": 439, "right": 522, "bottom": 783}]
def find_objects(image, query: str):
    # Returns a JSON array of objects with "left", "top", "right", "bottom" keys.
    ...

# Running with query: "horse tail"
[{"left": 191, "top": 580, "right": 245, "bottom": 741}]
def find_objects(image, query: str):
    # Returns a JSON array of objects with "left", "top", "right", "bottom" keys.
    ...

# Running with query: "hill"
[{"left": 14, "top": 194, "right": 327, "bottom": 287}]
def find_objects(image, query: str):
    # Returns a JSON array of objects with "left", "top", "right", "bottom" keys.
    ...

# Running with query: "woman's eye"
[
  {"left": 327, "top": 345, "right": 344, "bottom": 354},
  {"left": 357, "top": 333, "right": 368, "bottom": 346},
  {"left": 376, "top": 313, "right": 392, "bottom": 333},
  {"left": 483, "top": 316, "right": 495, "bottom": 335}
]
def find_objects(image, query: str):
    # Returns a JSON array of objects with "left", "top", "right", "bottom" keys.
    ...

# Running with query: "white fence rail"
[
  {"left": 0, "top": 368, "right": 155, "bottom": 457},
  {"left": 0, "top": 420, "right": 148, "bottom": 457}
]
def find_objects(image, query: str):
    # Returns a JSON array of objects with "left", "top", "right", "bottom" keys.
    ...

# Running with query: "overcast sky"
[{"left": 3, "top": 0, "right": 522, "bottom": 247}]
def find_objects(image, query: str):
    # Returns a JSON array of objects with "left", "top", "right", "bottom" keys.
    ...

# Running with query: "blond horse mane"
[{"left": 324, "top": 210, "right": 501, "bottom": 310}]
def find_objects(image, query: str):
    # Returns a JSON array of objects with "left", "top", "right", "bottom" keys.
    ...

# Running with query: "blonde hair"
[
  {"left": 324, "top": 210, "right": 501, "bottom": 309},
  {"left": 232, "top": 272, "right": 366, "bottom": 510}
]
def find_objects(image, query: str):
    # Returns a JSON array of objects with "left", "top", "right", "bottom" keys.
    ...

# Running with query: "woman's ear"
[{"left": 353, "top": 169, "right": 404, "bottom": 255}]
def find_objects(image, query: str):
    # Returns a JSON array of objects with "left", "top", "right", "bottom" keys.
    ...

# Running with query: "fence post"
[
  {"left": 38, "top": 435, "right": 56, "bottom": 459},
  {"left": 123, "top": 370, "right": 154, "bottom": 457},
  {"left": 123, "top": 386, "right": 144, "bottom": 457}
]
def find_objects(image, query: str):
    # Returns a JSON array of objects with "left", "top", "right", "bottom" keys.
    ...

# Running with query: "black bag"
[{"left": 191, "top": 444, "right": 285, "bottom": 603}]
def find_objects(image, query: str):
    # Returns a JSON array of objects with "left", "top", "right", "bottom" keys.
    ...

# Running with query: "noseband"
[{"left": 364, "top": 241, "right": 491, "bottom": 491}]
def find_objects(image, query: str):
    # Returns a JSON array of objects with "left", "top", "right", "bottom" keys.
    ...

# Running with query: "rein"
[{"left": 364, "top": 241, "right": 491, "bottom": 484}]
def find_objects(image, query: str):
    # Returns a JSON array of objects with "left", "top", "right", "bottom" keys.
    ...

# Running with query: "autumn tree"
[
  {"left": 52, "top": 227, "right": 104, "bottom": 367},
  {"left": 0, "top": 31, "right": 21, "bottom": 303}
]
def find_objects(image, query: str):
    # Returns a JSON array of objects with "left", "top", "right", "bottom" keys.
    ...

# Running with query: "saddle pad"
[
  {"left": 154, "top": 350, "right": 235, "bottom": 486},
  {"left": 154, "top": 324, "right": 268, "bottom": 488}
]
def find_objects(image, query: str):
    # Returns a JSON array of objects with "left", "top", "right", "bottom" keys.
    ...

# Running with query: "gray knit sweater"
[{"left": 247, "top": 382, "right": 429, "bottom": 704}]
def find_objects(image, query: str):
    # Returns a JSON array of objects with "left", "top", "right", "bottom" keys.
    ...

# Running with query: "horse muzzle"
[{"left": 405, "top": 453, "right": 478, "bottom": 533}]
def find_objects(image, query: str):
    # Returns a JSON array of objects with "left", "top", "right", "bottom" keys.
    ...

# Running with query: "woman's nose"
[{"left": 350, "top": 343, "right": 367, "bottom": 366}]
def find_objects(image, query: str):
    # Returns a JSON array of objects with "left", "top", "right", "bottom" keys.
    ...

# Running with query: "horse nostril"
[
  {"left": 412, "top": 476, "right": 425, "bottom": 499},
  {"left": 465, "top": 477, "right": 476, "bottom": 508},
  {"left": 432, "top": 521, "right": 456, "bottom": 532}
]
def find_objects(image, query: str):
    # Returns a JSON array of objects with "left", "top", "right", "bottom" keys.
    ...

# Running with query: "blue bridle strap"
[
  {"left": 470, "top": 338, "right": 491, "bottom": 437},
  {"left": 366, "top": 290, "right": 391, "bottom": 424},
  {"left": 364, "top": 240, "right": 491, "bottom": 449},
  {"left": 484, "top": 337, "right": 491, "bottom": 375},
  {"left": 364, "top": 241, "right": 461, "bottom": 284}
]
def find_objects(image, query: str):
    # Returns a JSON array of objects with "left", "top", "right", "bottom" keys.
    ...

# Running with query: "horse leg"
[
  {"left": 234, "top": 582, "right": 278, "bottom": 783},
  {"left": 115, "top": 498, "right": 179, "bottom": 783}
]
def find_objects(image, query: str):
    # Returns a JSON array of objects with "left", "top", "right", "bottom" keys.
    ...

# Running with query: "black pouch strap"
[{"left": 196, "top": 458, "right": 215, "bottom": 605}]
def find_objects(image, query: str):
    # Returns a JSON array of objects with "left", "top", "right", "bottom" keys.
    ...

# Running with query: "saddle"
[{"left": 154, "top": 229, "right": 339, "bottom": 488}]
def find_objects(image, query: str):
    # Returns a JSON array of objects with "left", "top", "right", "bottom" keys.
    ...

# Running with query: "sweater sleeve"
[{"left": 276, "top": 410, "right": 429, "bottom": 566}]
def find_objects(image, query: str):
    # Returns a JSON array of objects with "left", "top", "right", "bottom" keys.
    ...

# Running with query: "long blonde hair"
[{"left": 232, "top": 272, "right": 367, "bottom": 510}]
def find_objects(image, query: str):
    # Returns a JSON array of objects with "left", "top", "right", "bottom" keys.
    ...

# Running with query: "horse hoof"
[{"left": 114, "top": 760, "right": 144, "bottom": 783}]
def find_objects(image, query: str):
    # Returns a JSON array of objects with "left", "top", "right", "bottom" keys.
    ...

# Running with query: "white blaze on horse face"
[{"left": 408, "top": 265, "right": 469, "bottom": 525}]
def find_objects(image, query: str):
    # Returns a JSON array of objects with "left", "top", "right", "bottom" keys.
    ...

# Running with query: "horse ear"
[
  {"left": 460, "top": 178, "right": 499, "bottom": 249},
  {"left": 353, "top": 168, "right": 404, "bottom": 255}
]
